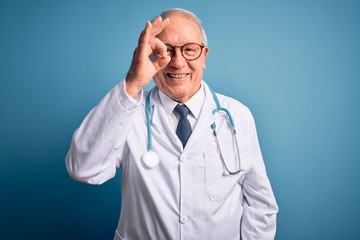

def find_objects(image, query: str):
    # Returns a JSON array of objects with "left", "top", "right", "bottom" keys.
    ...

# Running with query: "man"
[{"left": 66, "top": 8, "right": 278, "bottom": 240}]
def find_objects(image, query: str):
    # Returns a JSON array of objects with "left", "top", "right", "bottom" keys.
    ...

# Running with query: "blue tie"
[{"left": 174, "top": 104, "right": 192, "bottom": 147}]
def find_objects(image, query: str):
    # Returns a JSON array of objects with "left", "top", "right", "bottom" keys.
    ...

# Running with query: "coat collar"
[{"left": 145, "top": 81, "right": 218, "bottom": 154}]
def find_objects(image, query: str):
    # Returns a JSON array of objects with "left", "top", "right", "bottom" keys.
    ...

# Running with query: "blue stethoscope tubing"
[
  {"left": 142, "top": 88, "right": 160, "bottom": 168},
  {"left": 209, "top": 88, "right": 244, "bottom": 175},
  {"left": 143, "top": 87, "right": 244, "bottom": 173}
]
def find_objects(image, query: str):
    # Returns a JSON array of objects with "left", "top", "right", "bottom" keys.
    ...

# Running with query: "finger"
[
  {"left": 149, "top": 17, "right": 170, "bottom": 39},
  {"left": 136, "top": 21, "right": 155, "bottom": 60},
  {"left": 153, "top": 37, "right": 168, "bottom": 59},
  {"left": 138, "top": 21, "right": 152, "bottom": 46},
  {"left": 151, "top": 16, "right": 162, "bottom": 25},
  {"left": 152, "top": 38, "right": 170, "bottom": 69},
  {"left": 153, "top": 54, "right": 171, "bottom": 71},
  {"left": 136, "top": 17, "right": 169, "bottom": 61}
]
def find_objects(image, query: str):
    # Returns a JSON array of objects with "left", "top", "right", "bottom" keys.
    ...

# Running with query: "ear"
[{"left": 202, "top": 47, "right": 209, "bottom": 69}]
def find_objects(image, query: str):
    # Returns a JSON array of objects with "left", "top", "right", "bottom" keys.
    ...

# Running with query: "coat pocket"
[{"left": 203, "top": 149, "right": 243, "bottom": 201}]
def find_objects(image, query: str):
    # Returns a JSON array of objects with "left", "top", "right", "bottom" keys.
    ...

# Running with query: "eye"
[
  {"left": 165, "top": 45, "right": 175, "bottom": 55},
  {"left": 184, "top": 46, "right": 196, "bottom": 52},
  {"left": 183, "top": 45, "right": 197, "bottom": 56}
]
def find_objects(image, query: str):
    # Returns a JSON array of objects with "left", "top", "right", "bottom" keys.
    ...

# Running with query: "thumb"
[
  {"left": 153, "top": 55, "right": 171, "bottom": 71},
  {"left": 151, "top": 37, "right": 171, "bottom": 71}
]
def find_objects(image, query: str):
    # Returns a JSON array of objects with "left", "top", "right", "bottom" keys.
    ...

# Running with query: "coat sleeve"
[
  {"left": 65, "top": 80, "right": 143, "bottom": 184},
  {"left": 241, "top": 115, "right": 279, "bottom": 239}
]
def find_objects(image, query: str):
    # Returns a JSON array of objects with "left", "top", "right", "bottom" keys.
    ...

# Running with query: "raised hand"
[{"left": 126, "top": 17, "right": 171, "bottom": 98}]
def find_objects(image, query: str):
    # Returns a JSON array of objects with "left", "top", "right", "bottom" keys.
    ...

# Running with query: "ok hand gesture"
[{"left": 126, "top": 17, "right": 171, "bottom": 97}]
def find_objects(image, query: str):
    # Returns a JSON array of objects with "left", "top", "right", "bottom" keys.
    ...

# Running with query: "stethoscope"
[{"left": 142, "top": 87, "right": 245, "bottom": 175}]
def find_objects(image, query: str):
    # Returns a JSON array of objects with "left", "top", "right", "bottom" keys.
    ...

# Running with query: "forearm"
[
  {"left": 65, "top": 80, "right": 142, "bottom": 184},
  {"left": 241, "top": 182, "right": 278, "bottom": 239},
  {"left": 241, "top": 185, "right": 278, "bottom": 240},
  {"left": 241, "top": 117, "right": 279, "bottom": 239}
]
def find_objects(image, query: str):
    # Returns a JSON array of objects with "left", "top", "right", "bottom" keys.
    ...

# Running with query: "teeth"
[{"left": 167, "top": 73, "right": 188, "bottom": 79}]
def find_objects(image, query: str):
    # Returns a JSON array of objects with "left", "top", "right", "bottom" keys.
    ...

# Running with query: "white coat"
[{"left": 66, "top": 80, "right": 278, "bottom": 240}]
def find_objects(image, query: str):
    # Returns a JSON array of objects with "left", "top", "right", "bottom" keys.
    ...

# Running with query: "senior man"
[{"left": 66, "top": 8, "right": 278, "bottom": 240}]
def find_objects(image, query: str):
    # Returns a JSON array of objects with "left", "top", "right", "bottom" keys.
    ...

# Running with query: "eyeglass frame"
[{"left": 164, "top": 42, "right": 205, "bottom": 61}]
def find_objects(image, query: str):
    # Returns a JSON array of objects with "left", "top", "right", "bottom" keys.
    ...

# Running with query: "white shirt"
[
  {"left": 158, "top": 84, "right": 205, "bottom": 131},
  {"left": 66, "top": 80, "right": 278, "bottom": 240}
]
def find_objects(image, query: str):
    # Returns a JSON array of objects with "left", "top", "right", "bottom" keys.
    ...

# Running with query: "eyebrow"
[{"left": 164, "top": 42, "right": 202, "bottom": 47}]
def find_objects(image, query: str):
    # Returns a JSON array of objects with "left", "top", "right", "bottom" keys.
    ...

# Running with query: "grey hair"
[{"left": 159, "top": 8, "right": 208, "bottom": 46}]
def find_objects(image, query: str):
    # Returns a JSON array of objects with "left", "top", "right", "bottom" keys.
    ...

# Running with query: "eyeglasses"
[{"left": 165, "top": 43, "right": 205, "bottom": 61}]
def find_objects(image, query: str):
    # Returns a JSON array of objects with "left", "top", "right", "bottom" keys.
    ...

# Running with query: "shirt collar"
[{"left": 158, "top": 84, "right": 205, "bottom": 119}]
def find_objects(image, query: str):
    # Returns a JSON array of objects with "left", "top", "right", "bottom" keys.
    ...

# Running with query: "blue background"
[{"left": 1, "top": 0, "right": 359, "bottom": 239}]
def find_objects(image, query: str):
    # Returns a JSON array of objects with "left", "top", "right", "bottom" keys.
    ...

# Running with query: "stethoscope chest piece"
[{"left": 142, "top": 150, "right": 160, "bottom": 168}]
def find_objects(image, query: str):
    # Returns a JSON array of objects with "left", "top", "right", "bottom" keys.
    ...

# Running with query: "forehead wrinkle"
[{"left": 157, "top": 16, "right": 202, "bottom": 45}]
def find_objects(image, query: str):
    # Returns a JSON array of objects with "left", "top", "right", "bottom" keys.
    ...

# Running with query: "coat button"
[
  {"left": 179, "top": 215, "right": 189, "bottom": 224},
  {"left": 179, "top": 154, "right": 187, "bottom": 162}
]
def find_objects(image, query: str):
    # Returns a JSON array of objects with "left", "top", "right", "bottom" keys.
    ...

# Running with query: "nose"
[{"left": 169, "top": 48, "right": 186, "bottom": 68}]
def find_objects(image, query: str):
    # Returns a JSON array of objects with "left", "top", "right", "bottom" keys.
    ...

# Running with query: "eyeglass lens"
[{"left": 166, "top": 43, "right": 203, "bottom": 61}]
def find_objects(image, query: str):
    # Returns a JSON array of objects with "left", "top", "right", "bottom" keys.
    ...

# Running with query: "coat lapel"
[
  {"left": 146, "top": 83, "right": 218, "bottom": 155},
  {"left": 183, "top": 82, "right": 217, "bottom": 155},
  {"left": 148, "top": 88, "right": 183, "bottom": 152}
]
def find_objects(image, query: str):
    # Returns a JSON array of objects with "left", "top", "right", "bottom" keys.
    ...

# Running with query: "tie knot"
[{"left": 174, "top": 104, "right": 190, "bottom": 118}]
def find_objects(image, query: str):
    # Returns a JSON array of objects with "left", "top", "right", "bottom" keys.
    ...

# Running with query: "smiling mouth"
[{"left": 166, "top": 73, "right": 189, "bottom": 79}]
